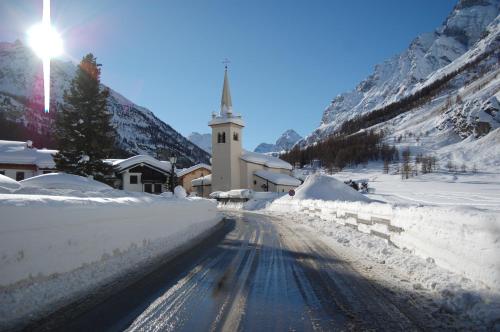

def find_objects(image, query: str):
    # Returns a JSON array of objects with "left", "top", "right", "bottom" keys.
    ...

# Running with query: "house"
[
  {"left": 104, "top": 155, "right": 173, "bottom": 194},
  {"left": 176, "top": 163, "right": 211, "bottom": 196},
  {"left": 192, "top": 66, "right": 301, "bottom": 193},
  {"left": 0, "top": 140, "right": 57, "bottom": 181}
]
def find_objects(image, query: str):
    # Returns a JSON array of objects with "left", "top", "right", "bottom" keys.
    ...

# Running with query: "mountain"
[
  {"left": 0, "top": 41, "right": 210, "bottom": 166},
  {"left": 188, "top": 132, "right": 212, "bottom": 153},
  {"left": 255, "top": 129, "right": 302, "bottom": 153},
  {"left": 299, "top": 0, "right": 500, "bottom": 148}
]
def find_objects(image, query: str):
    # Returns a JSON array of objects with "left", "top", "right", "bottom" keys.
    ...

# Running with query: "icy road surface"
[{"left": 35, "top": 212, "right": 461, "bottom": 331}]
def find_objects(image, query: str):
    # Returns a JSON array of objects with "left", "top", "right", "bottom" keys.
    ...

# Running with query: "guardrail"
[{"left": 297, "top": 206, "right": 402, "bottom": 247}]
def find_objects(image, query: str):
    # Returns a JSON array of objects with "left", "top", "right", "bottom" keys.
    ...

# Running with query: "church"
[{"left": 192, "top": 66, "right": 301, "bottom": 195}]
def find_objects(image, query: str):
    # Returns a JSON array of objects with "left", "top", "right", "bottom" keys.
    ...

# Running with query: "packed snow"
[
  {"left": 20, "top": 173, "right": 112, "bottom": 191},
  {"left": 0, "top": 174, "right": 21, "bottom": 191},
  {"left": 0, "top": 174, "right": 221, "bottom": 330}
]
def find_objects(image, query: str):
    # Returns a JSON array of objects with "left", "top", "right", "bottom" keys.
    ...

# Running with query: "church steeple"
[{"left": 220, "top": 67, "right": 233, "bottom": 115}]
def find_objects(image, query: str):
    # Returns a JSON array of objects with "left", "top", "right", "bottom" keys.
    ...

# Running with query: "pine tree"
[{"left": 53, "top": 54, "right": 116, "bottom": 183}]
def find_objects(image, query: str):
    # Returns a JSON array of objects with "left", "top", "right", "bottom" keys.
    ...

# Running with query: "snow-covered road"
[{"left": 28, "top": 212, "right": 483, "bottom": 331}]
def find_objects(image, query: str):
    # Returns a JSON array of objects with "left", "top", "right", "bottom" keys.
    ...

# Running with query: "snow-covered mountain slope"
[
  {"left": 254, "top": 129, "right": 302, "bottom": 153},
  {"left": 365, "top": 16, "right": 500, "bottom": 171},
  {"left": 188, "top": 132, "right": 212, "bottom": 154},
  {"left": 0, "top": 41, "right": 210, "bottom": 165},
  {"left": 299, "top": 0, "right": 500, "bottom": 147}
]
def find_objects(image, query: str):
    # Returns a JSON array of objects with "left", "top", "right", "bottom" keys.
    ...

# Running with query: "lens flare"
[{"left": 27, "top": 0, "right": 63, "bottom": 113}]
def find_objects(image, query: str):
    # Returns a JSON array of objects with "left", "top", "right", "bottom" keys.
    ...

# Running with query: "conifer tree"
[{"left": 53, "top": 54, "right": 116, "bottom": 182}]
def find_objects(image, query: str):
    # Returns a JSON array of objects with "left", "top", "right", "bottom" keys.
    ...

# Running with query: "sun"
[{"left": 27, "top": 23, "right": 63, "bottom": 59}]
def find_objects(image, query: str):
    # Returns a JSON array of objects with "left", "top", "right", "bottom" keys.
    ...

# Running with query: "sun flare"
[
  {"left": 27, "top": 23, "right": 63, "bottom": 59},
  {"left": 27, "top": 0, "right": 63, "bottom": 113}
]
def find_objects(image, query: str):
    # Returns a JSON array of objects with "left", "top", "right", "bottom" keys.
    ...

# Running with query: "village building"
[
  {"left": 176, "top": 163, "right": 211, "bottom": 197},
  {"left": 192, "top": 67, "right": 301, "bottom": 193},
  {"left": 104, "top": 155, "right": 173, "bottom": 194},
  {"left": 0, "top": 140, "right": 57, "bottom": 181}
]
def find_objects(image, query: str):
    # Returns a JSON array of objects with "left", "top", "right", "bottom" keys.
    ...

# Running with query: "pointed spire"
[{"left": 220, "top": 67, "right": 233, "bottom": 115}]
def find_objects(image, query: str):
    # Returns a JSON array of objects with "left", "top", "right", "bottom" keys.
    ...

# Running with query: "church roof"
[
  {"left": 221, "top": 68, "right": 232, "bottom": 115},
  {"left": 240, "top": 150, "right": 293, "bottom": 170},
  {"left": 254, "top": 170, "right": 301, "bottom": 186},
  {"left": 209, "top": 67, "right": 245, "bottom": 127}
]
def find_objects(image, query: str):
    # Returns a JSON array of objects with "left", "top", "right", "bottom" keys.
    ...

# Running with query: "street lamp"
[
  {"left": 169, "top": 154, "right": 177, "bottom": 192},
  {"left": 200, "top": 172, "right": 204, "bottom": 198}
]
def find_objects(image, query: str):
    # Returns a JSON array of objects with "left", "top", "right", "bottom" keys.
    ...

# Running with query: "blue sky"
[{"left": 0, "top": 0, "right": 457, "bottom": 150}]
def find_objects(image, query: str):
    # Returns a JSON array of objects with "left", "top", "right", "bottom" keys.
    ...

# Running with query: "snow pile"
[
  {"left": 0, "top": 179, "right": 221, "bottom": 329},
  {"left": 211, "top": 189, "right": 254, "bottom": 199},
  {"left": 0, "top": 174, "right": 20, "bottom": 191},
  {"left": 280, "top": 174, "right": 371, "bottom": 202},
  {"left": 19, "top": 173, "right": 112, "bottom": 191},
  {"left": 174, "top": 185, "right": 187, "bottom": 198}
]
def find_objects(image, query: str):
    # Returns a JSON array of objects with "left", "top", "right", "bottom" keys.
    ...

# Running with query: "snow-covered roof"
[
  {"left": 103, "top": 155, "right": 172, "bottom": 173},
  {"left": 0, "top": 140, "right": 57, "bottom": 168},
  {"left": 177, "top": 163, "right": 212, "bottom": 177},
  {"left": 240, "top": 150, "right": 293, "bottom": 170},
  {"left": 191, "top": 174, "right": 211, "bottom": 186},
  {"left": 254, "top": 170, "right": 301, "bottom": 186}
]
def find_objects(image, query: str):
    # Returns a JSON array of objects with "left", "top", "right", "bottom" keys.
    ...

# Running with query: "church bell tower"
[{"left": 209, "top": 65, "right": 244, "bottom": 192}]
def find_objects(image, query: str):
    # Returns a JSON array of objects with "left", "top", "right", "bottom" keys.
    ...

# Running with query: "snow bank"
[
  {"left": 0, "top": 174, "right": 20, "bottom": 191},
  {"left": 266, "top": 198, "right": 500, "bottom": 291},
  {"left": 282, "top": 174, "right": 372, "bottom": 202},
  {"left": 0, "top": 185, "right": 221, "bottom": 328},
  {"left": 19, "top": 173, "right": 112, "bottom": 191}
]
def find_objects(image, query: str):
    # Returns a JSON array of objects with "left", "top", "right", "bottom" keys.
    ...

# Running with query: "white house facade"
[{"left": 104, "top": 155, "right": 173, "bottom": 194}]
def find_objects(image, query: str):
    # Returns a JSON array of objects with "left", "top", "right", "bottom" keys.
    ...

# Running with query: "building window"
[
  {"left": 42, "top": 170, "right": 52, "bottom": 174},
  {"left": 154, "top": 183, "right": 162, "bottom": 193},
  {"left": 16, "top": 172, "right": 25, "bottom": 181},
  {"left": 253, "top": 180, "right": 257, "bottom": 185},
  {"left": 130, "top": 175, "right": 138, "bottom": 184},
  {"left": 218, "top": 132, "right": 226, "bottom": 143},
  {"left": 0, "top": 171, "right": 4, "bottom": 175},
  {"left": 144, "top": 183, "right": 153, "bottom": 193},
  {"left": 233, "top": 132, "right": 239, "bottom": 141}
]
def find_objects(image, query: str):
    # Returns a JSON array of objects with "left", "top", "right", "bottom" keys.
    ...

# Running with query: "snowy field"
[
  {"left": 220, "top": 174, "right": 500, "bottom": 327},
  {"left": 0, "top": 173, "right": 222, "bottom": 330},
  {"left": 334, "top": 165, "right": 500, "bottom": 212}
]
